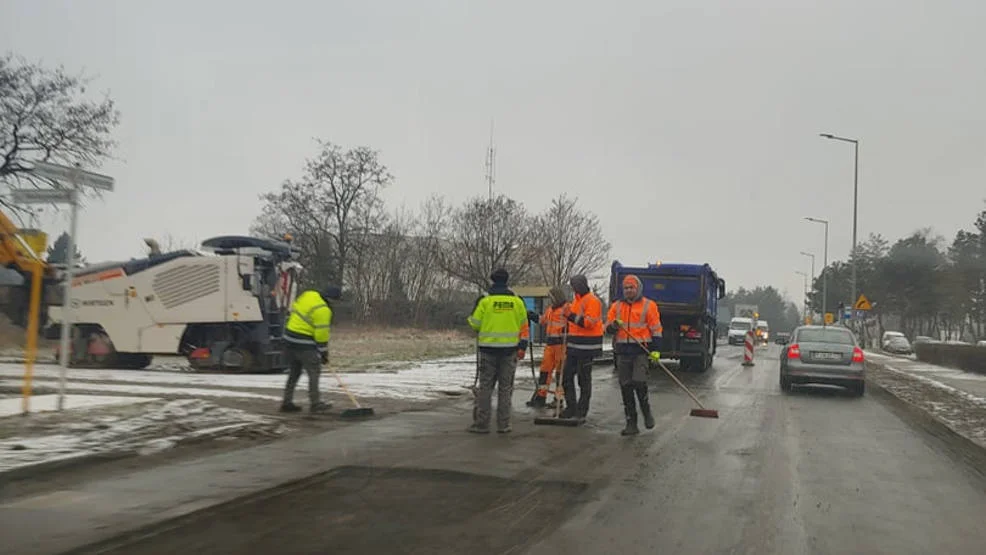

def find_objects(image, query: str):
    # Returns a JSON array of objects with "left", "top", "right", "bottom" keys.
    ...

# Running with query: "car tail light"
[
  {"left": 189, "top": 347, "right": 211, "bottom": 360},
  {"left": 852, "top": 346, "right": 864, "bottom": 363},
  {"left": 685, "top": 328, "right": 702, "bottom": 339},
  {"left": 787, "top": 344, "right": 800, "bottom": 359}
]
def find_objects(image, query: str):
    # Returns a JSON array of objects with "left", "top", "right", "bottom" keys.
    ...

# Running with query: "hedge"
[{"left": 914, "top": 342, "right": 986, "bottom": 375}]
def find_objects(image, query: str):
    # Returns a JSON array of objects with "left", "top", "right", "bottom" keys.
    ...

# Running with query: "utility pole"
[
  {"left": 484, "top": 120, "right": 496, "bottom": 276},
  {"left": 820, "top": 133, "right": 860, "bottom": 329}
]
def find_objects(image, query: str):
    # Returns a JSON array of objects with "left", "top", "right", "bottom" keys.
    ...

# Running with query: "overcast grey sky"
[{"left": 2, "top": 0, "right": 984, "bottom": 303}]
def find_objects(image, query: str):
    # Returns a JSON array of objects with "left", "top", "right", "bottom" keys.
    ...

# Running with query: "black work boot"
[
  {"left": 636, "top": 385, "right": 655, "bottom": 429},
  {"left": 620, "top": 386, "right": 639, "bottom": 435},
  {"left": 621, "top": 415, "right": 639, "bottom": 436},
  {"left": 309, "top": 401, "right": 331, "bottom": 413},
  {"left": 280, "top": 402, "right": 302, "bottom": 413}
]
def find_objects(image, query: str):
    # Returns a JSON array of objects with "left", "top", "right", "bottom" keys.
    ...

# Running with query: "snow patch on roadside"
[
  {"left": 869, "top": 364, "right": 986, "bottom": 449},
  {"left": 0, "top": 399, "right": 284, "bottom": 475},
  {"left": 883, "top": 365, "right": 986, "bottom": 408}
]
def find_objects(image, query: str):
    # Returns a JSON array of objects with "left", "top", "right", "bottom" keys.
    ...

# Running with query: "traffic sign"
[
  {"left": 10, "top": 188, "right": 74, "bottom": 205},
  {"left": 22, "top": 159, "right": 116, "bottom": 412},
  {"left": 824, "top": 312, "right": 834, "bottom": 324},
  {"left": 854, "top": 294, "right": 872, "bottom": 311},
  {"left": 27, "top": 160, "right": 114, "bottom": 191}
]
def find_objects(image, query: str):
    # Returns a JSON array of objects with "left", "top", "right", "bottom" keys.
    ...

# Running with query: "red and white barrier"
[{"left": 742, "top": 330, "right": 755, "bottom": 366}]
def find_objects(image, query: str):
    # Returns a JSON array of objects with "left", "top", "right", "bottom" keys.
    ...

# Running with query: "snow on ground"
[
  {"left": 0, "top": 399, "right": 284, "bottom": 476},
  {"left": 865, "top": 361, "right": 986, "bottom": 450},
  {"left": 0, "top": 355, "right": 486, "bottom": 402},
  {"left": 0, "top": 394, "right": 159, "bottom": 417}
]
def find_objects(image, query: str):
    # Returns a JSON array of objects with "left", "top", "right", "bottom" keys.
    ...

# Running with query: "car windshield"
[
  {"left": 796, "top": 328, "right": 855, "bottom": 345},
  {"left": 730, "top": 322, "right": 751, "bottom": 330},
  {"left": 885, "top": 332, "right": 905, "bottom": 338},
  {"left": 889, "top": 337, "right": 909, "bottom": 345}
]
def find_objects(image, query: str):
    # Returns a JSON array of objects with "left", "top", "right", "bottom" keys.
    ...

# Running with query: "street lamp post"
[
  {"left": 799, "top": 251, "right": 815, "bottom": 315},
  {"left": 820, "top": 133, "right": 860, "bottom": 323},
  {"left": 805, "top": 217, "right": 829, "bottom": 324},
  {"left": 795, "top": 270, "right": 809, "bottom": 321}
]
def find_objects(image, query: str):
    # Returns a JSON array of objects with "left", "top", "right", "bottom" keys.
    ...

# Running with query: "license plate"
[{"left": 811, "top": 352, "right": 841, "bottom": 360}]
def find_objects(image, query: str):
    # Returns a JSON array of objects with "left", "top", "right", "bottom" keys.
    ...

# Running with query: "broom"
[
  {"left": 617, "top": 321, "right": 719, "bottom": 419},
  {"left": 326, "top": 362, "right": 375, "bottom": 418}
]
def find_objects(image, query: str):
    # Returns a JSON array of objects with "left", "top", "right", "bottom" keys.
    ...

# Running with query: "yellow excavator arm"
[{"left": 0, "top": 208, "right": 60, "bottom": 328}]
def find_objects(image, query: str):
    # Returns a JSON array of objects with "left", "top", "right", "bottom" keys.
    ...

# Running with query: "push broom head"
[
  {"left": 690, "top": 408, "right": 719, "bottom": 418},
  {"left": 341, "top": 407, "right": 375, "bottom": 418},
  {"left": 533, "top": 416, "right": 580, "bottom": 426}
]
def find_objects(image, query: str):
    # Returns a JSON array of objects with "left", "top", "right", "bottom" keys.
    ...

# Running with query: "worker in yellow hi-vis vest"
[{"left": 281, "top": 285, "right": 341, "bottom": 414}]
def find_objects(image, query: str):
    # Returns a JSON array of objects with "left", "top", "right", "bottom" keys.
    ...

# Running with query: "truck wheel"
[{"left": 698, "top": 352, "right": 712, "bottom": 372}]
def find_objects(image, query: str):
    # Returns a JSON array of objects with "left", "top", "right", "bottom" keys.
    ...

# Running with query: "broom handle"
[
  {"left": 616, "top": 321, "right": 708, "bottom": 410},
  {"left": 327, "top": 363, "right": 362, "bottom": 408},
  {"left": 554, "top": 327, "right": 568, "bottom": 419}
]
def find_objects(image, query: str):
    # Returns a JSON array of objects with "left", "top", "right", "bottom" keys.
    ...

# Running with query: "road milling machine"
[{"left": 43, "top": 235, "right": 304, "bottom": 372}]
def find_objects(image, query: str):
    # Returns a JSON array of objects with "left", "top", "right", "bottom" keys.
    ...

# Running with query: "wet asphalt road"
[
  {"left": 528, "top": 343, "right": 986, "bottom": 554},
  {"left": 46, "top": 343, "right": 986, "bottom": 554}
]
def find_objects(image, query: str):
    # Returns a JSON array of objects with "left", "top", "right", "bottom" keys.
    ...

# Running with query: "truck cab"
[{"left": 609, "top": 261, "right": 726, "bottom": 372}]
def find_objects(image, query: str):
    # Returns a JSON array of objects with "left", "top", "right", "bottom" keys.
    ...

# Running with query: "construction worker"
[
  {"left": 280, "top": 285, "right": 341, "bottom": 414},
  {"left": 606, "top": 274, "right": 663, "bottom": 435},
  {"left": 467, "top": 268, "right": 530, "bottom": 434},
  {"left": 525, "top": 287, "right": 569, "bottom": 409},
  {"left": 560, "top": 274, "right": 604, "bottom": 421}
]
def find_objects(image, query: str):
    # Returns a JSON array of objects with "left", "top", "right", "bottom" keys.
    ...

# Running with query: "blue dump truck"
[{"left": 609, "top": 261, "right": 726, "bottom": 372}]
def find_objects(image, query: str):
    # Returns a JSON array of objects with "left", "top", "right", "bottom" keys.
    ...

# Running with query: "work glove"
[
  {"left": 517, "top": 349, "right": 526, "bottom": 360},
  {"left": 320, "top": 351, "right": 329, "bottom": 365},
  {"left": 567, "top": 313, "right": 584, "bottom": 326},
  {"left": 648, "top": 351, "right": 661, "bottom": 362},
  {"left": 527, "top": 310, "right": 539, "bottom": 323},
  {"left": 605, "top": 321, "right": 618, "bottom": 334}
]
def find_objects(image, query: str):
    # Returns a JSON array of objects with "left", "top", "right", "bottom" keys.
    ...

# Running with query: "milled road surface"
[{"left": 13, "top": 344, "right": 986, "bottom": 554}]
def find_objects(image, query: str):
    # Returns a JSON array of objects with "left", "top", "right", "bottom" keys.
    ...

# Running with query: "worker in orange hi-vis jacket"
[
  {"left": 525, "top": 287, "right": 570, "bottom": 409},
  {"left": 561, "top": 274, "right": 604, "bottom": 421},
  {"left": 605, "top": 274, "right": 663, "bottom": 435}
]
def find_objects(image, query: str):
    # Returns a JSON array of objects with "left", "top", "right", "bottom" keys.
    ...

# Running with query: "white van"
[{"left": 727, "top": 317, "right": 754, "bottom": 345}]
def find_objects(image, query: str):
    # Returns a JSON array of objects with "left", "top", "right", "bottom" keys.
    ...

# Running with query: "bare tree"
[
  {"left": 532, "top": 193, "right": 611, "bottom": 286},
  {"left": 0, "top": 53, "right": 120, "bottom": 210},
  {"left": 250, "top": 178, "right": 336, "bottom": 290},
  {"left": 438, "top": 194, "right": 537, "bottom": 291},
  {"left": 306, "top": 139, "right": 393, "bottom": 288}
]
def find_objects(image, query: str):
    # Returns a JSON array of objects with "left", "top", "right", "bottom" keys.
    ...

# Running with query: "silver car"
[{"left": 777, "top": 325, "right": 865, "bottom": 396}]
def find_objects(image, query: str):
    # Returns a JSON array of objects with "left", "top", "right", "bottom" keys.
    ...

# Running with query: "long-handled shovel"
[{"left": 617, "top": 321, "right": 719, "bottom": 419}]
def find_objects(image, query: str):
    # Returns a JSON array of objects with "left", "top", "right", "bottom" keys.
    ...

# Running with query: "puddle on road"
[{"left": 74, "top": 466, "right": 589, "bottom": 555}]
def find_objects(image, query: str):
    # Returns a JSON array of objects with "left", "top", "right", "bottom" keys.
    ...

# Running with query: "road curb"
[{"left": 865, "top": 361, "right": 986, "bottom": 478}]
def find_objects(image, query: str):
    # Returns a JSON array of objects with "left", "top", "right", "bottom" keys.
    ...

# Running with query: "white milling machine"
[{"left": 45, "top": 235, "right": 303, "bottom": 372}]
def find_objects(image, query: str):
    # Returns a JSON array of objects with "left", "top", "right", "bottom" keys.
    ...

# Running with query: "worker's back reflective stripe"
[
  {"left": 290, "top": 303, "right": 328, "bottom": 329},
  {"left": 567, "top": 335, "right": 603, "bottom": 349},
  {"left": 479, "top": 331, "right": 519, "bottom": 339},
  {"left": 285, "top": 330, "right": 316, "bottom": 344}
]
